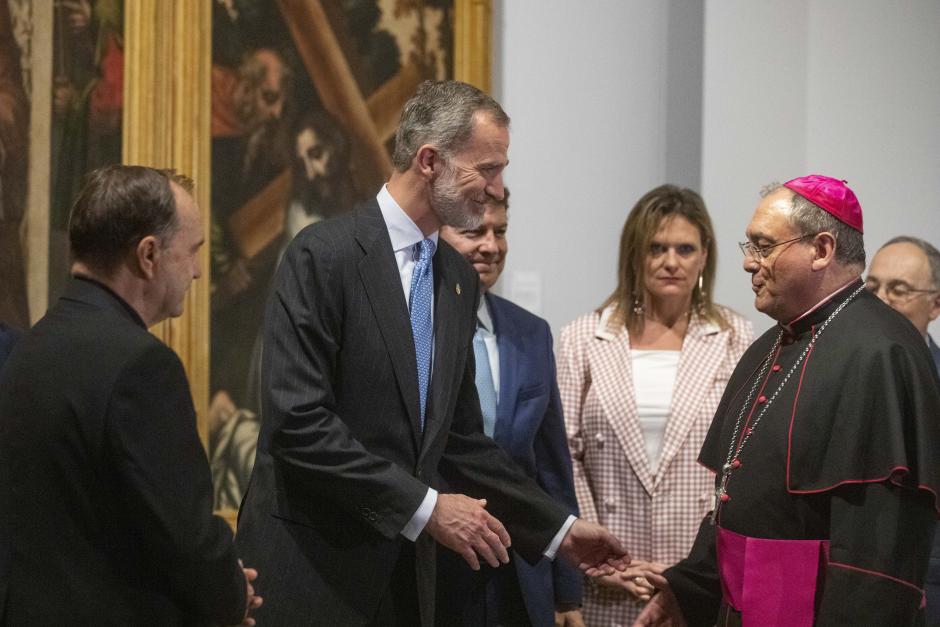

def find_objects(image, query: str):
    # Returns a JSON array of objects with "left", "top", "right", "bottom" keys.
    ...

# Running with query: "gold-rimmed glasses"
[{"left": 738, "top": 233, "right": 818, "bottom": 262}]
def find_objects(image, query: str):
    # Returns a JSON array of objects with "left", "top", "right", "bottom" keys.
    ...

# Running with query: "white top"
[{"left": 631, "top": 349, "right": 680, "bottom": 475}]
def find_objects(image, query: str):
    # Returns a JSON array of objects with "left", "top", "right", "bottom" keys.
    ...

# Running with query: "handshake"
[{"left": 426, "top": 492, "right": 631, "bottom": 575}]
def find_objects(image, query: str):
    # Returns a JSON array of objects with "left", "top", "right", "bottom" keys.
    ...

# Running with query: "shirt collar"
[
  {"left": 376, "top": 184, "right": 439, "bottom": 254},
  {"left": 782, "top": 276, "right": 862, "bottom": 336},
  {"left": 477, "top": 294, "right": 494, "bottom": 332}
]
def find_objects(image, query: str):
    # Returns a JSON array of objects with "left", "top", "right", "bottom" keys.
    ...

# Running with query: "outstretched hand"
[
  {"left": 557, "top": 518, "right": 630, "bottom": 576},
  {"left": 237, "top": 563, "right": 263, "bottom": 626},
  {"left": 426, "top": 493, "right": 511, "bottom": 571}
]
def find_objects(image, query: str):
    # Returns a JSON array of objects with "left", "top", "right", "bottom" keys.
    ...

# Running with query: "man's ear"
[
  {"left": 928, "top": 292, "right": 940, "bottom": 324},
  {"left": 415, "top": 144, "right": 442, "bottom": 179},
  {"left": 810, "top": 232, "right": 837, "bottom": 271},
  {"left": 136, "top": 235, "right": 160, "bottom": 279}
]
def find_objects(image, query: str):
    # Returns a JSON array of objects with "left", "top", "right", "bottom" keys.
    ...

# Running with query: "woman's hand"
[{"left": 595, "top": 560, "right": 667, "bottom": 603}]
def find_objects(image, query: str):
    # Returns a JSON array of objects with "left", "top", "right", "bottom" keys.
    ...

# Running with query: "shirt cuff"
[
  {"left": 401, "top": 487, "right": 438, "bottom": 541},
  {"left": 543, "top": 514, "right": 578, "bottom": 560}
]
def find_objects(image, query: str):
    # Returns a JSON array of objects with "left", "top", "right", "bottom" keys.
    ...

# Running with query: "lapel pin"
[{"left": 456, "top": 283, "right": 461, "bottom": 295}]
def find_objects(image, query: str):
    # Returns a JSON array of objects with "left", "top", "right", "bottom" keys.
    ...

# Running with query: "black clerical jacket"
[{"left": 0, "top": 278, "right": 246, "bottom": 625}]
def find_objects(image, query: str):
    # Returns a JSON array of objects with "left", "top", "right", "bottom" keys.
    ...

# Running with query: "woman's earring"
[
  {"left": 632, "top": 296, "right": 645, "bottom": 316},
  {"left": 696, "top": 274, "right": 708, "bottom": 315}
]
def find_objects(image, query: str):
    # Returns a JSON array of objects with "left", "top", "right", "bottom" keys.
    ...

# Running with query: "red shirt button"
[
  {"left": 757, "top": 395, "right": 767, "bottom": 404},
  {"left": 772, "top": 364, "right": 781, "bottom": 372}
]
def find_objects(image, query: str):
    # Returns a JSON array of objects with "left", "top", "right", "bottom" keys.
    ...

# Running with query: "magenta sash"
[{"left": 717, "top": 526, "right": 829, "bottom": 627}]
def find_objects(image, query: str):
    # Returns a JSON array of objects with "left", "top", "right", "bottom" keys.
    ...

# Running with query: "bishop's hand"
[{"left": 632, "top": 572, "right": 687, "bottom": 627}]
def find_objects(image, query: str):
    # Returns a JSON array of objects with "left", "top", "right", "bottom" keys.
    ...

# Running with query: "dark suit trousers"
[
  {"left": 436, "top": 550, "right": 531, "bottom": 627},
  {"left": 369, "top": 543, "right": 420, "bottom": 627}
]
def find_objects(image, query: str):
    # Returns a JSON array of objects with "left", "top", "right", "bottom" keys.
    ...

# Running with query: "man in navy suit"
[
  {"left": 866, "top": 235, "right": 940, "bottom": 626},
  {"left": 437, "top": 188, "right": 584, "bottom": 626}
]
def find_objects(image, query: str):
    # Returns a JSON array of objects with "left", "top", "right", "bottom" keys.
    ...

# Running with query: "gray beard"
[{"left": 430, "top": 174, "right": 483, "bottom": 230}]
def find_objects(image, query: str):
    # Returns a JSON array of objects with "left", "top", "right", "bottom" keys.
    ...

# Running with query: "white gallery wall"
[{"left": 494, "top": 0, "right": 940, "bottom": 338}]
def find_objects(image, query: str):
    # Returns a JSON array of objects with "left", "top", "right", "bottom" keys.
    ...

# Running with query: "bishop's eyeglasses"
[{"left": 738, "top": 233, "right": 818, "bottom": 262}]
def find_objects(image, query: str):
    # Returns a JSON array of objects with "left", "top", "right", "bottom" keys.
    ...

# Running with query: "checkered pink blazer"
[{"left": 557, "top": 305, "right": 753, "bottom": 626}]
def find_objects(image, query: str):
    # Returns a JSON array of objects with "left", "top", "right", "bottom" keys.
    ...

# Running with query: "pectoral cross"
[{"left": 710, "top": 460, "right": 738, "bottom": 525}]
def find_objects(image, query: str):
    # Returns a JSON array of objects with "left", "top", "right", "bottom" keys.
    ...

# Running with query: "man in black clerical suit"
[
  {"left": 235, "top": 80, "right": 629, "bottom": 626},
  {"left": 636, "top": 176, "right": 940, "bottom": 626},
  {"left": 0, "top": 165, "right": 261, "bottom": 625}
]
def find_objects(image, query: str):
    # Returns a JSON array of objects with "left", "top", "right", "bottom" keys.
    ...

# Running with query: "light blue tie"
[
  {"left": 409, "top": 239, "right": 435, "bottom": 430},
  {"left": 473, "top": 325, "right": 497, "bottom": 437}
]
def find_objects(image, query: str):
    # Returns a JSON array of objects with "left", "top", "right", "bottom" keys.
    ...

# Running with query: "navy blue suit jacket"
[{"left": 438, "top": 293, "right": 582, "bottom": 626}]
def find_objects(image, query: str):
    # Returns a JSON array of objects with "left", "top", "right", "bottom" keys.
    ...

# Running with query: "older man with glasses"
[
  {"left": 867, "top": 235, "right": 940, "bottom": 626},
  {"left": 636, "top": 175, "right": 940, "bottom": 627}
]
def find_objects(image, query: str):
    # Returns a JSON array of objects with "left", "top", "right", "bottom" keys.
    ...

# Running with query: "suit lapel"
[
  {"left": 654, "top": 315, "right": 727, "bottom": 487},
  {"left": 588, "top": 310, "right": 654, "bottom": 494},
  {"left": 355, "top": 204, "right": 423, "bottom": 449},
  {"left": 489, "top": 294, "right": 519, "bottom": 447}
]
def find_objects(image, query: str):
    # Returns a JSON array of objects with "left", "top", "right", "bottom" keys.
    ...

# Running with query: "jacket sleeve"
[
  {"left": 662, "top": 515, "right": 722, "bottom": 627},
  {"left": 556, "top": 320, "right": 600, "bottom": 523},
  {"left": 530, "top": 324, "right": 583, "bottom": 605},
  {"left": 108, "top": 344, "right": 246, "bottom": 626}
]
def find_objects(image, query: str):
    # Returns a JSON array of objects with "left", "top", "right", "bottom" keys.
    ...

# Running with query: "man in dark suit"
[
  {"left": 866, "top": 235, "right": 940, "bottom": 626},
  {"left": 436, "top": 188, "right": 584, "bottom": 626},
  {"left": 235, "top": 80, "right": 628, "bottom": 626},
  {"left": 0, "top": 165, "right": 260, "bottom": 625}
]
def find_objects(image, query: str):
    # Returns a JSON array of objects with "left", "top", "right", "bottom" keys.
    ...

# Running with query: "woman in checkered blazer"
[{"left": 557, "top": 185, "right": 753, "bottom": 626}]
